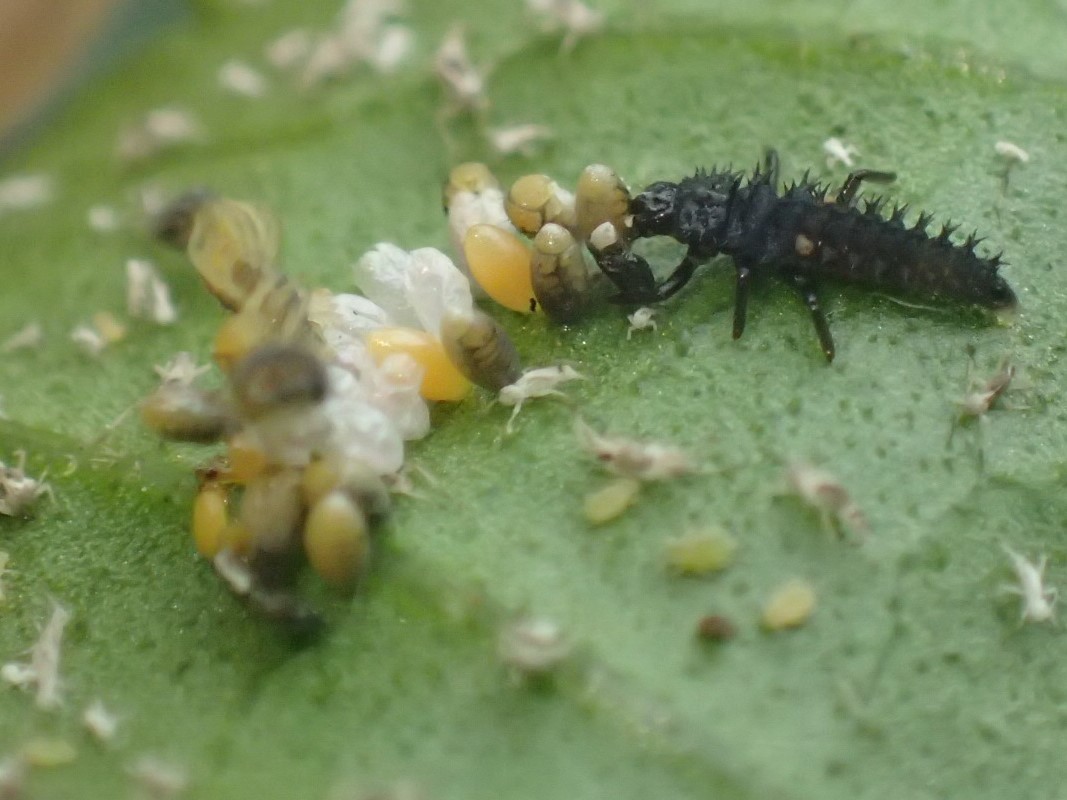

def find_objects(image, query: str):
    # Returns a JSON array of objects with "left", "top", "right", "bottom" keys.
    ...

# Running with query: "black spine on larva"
[{"left": 782, "top": 187, "right": 1017, "bottom": 310}]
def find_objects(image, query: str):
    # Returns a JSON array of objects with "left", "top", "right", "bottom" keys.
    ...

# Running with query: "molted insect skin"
[
  {"left": 575, "top": 164, "right": 631, "bottom": 241},
  {"left": 231, "top": 344, "right": 329, "bottom": 419},
  {"left": 365, "top": 327, "right": 472, "bottom": 401},
  {"left": 462, "top": 224, "right": 536, "bottom": 314},
  {"left": 303, "top": 490, "right": 370, "bottom": 588},
  {"left": 601, "top": 156, "right": 1018, "bottom": 361},
  {"left": 440, "top": 308, "right": 523, "bottom": 391},
  {"left": 531, "top": 223, "right": 590, "bottom": 323},
  {"left": 506, "top": 174, "right": 577, "bottom": 237},
  {"left": 139, "top": 383, "right": 232, "bottom": 443}
]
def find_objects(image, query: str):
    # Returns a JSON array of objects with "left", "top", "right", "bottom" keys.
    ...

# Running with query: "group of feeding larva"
[{"left": 136, "top": 159, "right": 653, "bottom": 633}]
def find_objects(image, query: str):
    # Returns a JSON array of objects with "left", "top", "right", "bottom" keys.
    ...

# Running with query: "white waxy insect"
[
  {"left": 434, "top": 25, "right": 487, "bottom": 114},
  {"left": 994, "top": 140, "right": 1030, "bottom": 164},
  {"left": 87, "top": 205, "right": 120, "bottom": 233},
  {"left": 218, "top": 59, "right": 269, "bottom": 98},
  {"left": 526, "top": 0, "right": 604, "bottom": 53},
  {"left": 0, "top": 451, "right": 52, "bottom": 517},
  {"left": 573, "top": 418, "right": 694, "bottom": 481},
  {"left": 1002, "top": 545, "right": 1057, "bottom": 624},
  {"left": 498, "top": 365, "right": 585, "bottom": 433},
  {"left": 83, "top": 700, "right": 120, "bottom": 743},
  {"left": 1, "top": 602, "right": 70, "bottom": 710},
  {"left": 265, "top": 28, "right": 312, "bottom": 70},
  {"left": 956, "top": 358, "right": 1015, "bottom": 420},
  {"left": 497, "top": 616, "right": 571, "bottom": 677},
  {"left": 127, "top": 756, "right": 189, "bottom": 799},
  {"left": 823, "top": 137, "right": 859, "bottom": 169},
  {"left": 1, "top": 321, "right": 43, "bottom": 353},
  {"left": 126, "top": 259, "right": 178, "bottom": 325},
  {"left": 486, "top": 124, "right": 554, "bottom": 156},
  {"left": 626, "top": 307, "right": 657, "bottom": 339},
  {"left": 785, "top": 461, "right": 867, "bottom": 537},
  {"left": 116, "top": 108, "right": 203, "bottom": 163},
  {"left": 0, "top": 174, "right": 54, "bottom": 215}
]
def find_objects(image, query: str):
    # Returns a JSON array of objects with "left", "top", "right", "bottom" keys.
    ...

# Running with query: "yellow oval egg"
[
  {"left": 463, "top": 224, "right": 536, "bottom": 314},
  {"left": 304, "top": 490, "right": 370, "bottom": 587},
  {"left": 213, "top": 312, "right": 270, "bottom": 373},
  {"left": 301, "top": 458, "right": 341, "bottom": 505},
  {"left": 227, "top": 436, "right": 269, "bottom": 483},
  {"left": 192, "top": 484, "right": 230, "bottom": 558},
  {"left": 365, "top": 327, "right": 472, "bottom": 401}
]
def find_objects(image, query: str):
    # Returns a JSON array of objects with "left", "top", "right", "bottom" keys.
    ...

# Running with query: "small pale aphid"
[
  {"left": 823, "top": 137, "right": 859, "bottom": 169},
  {"left": 439, "top": 308, "right": 522, "bottom": 391},
  {"left": 83, "top": 700, "right": 120, "bottom": 744},
  {"left": 785, "top": 461, "right": 868, "bottom": 538},
  {"left": 956, "top": 357, "right": 1015, "bottom": 420},
  {"left": 303, "top": 489, "right": 370, "bottom": 587},
  {"left": 573, "top": 418, "right": 694, "bottom": 482},
  {"left": 574, "top": 164, "right": 631, "bottom": 241},
  {"left": 231, "top": 343, "right": 328, "bottom": 419},
  {"left": 462, "top": 224, "right": 535, "bottom": 314},
  {"left": 525, "top": 0, "right": 604, "bottom": 53},
  {"left": 265, "top": 28, "right": 312, "bottom": 70},
  {"left": 530, "top": 223, "right": 590, "bottom": 323},
  {"left": 69, "top": 324, "right": 106, "bottom": 357},
  {"left": 665, "top": 527, "right": 738, "bottom": 576},
  {"left": 762, "top": 578, "right": 817, "bottom": 631},
  {"left": 505, "top": 174, "right": 577, "bottom": 237},
  {"left": 87, "top": 204, "right": 120, "bottom": 233},
  {"left": 127, "top": 756, "right": 189, "bottom": 799},
  {"left": 126, "top": 259, "right": 178, "bottom": 325},
  {"left": 486, "top": 124, "right": 554, "bottom": 156},
  {"left": 994, "top": 140, "right": 1030, "bottom": 164},
  {"left": 0, "top": 451, "right": 53, "bottom": 517},
  {"left": 583, "top": 477, "right": 641, "bottom": 526},
  {"left": 497, "top": 616, "right": 571, "bottom": 677},
  {"left": 0, "top": 174, "right": 54, "bottom": 215},
  {"left": 1001, "top": 544, "right": 1057, "bottom": 624},
  {"left": 153, "top": 352, "right": 210, "bottom": 385},
  {"left": 499, "top": 365, "right": 585, "bottom": 433},
  {"left": 434, "top": 25, "right": 487, "bottom": 114},
  {"left": 218, "top": 59, "right": 269, "bottom": 98},
  {"left": 1, "top": 321, "right": 43, "bottom": 353},
  {"left": 116, "top": 107, "right": 203, "bottom": 163},
  {"left": 626, "top": 307, "right": 657, "bottom": 339},
  {"left": 139, "top": 382, "right": 232, "bottom": 443}
]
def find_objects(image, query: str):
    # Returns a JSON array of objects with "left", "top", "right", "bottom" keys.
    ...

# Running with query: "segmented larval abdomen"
[{"left": 788, "top": 201, "right": 1018, "bottom": 310}]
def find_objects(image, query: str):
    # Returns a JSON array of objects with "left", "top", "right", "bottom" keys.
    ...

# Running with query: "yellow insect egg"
[
  {"left": 302, "top": 458, "right": 392, "bottom": 519},
  {"left": 227, "top": 435, "right": 269, "bottom": 483},
  {"left": 365, "top": 327, "right": 472, "bottom": 402},
  {"left": 505, "top": 173, "right": 577, "bottom": 236},
  {"left": 186, "top": 197, "right": 280, "bottom": 311},
  {"left": 531, "top": 223, "right": 590, "bottom": 323},
  {"left": 575, "top": 163, "right": 632, "bottom": 241},
  {"left": 303, "top": 490, "right": 370, "bottom": 587},
  {"left": 761, "top": 578, "right": 817, "bottom": 631},
  {"left": 664, "top": 528, "right": 738, "bottom": 576},
  {"left": 192, "top": 484, "right": 230, "bottom": 558},
  {"left": 213, "top": 310, "right": 272, "bottom": 373},
  {"left": 462, "top": 224, "right": 536, "bottom": 314},
  {"left": 583, "top": 478, "right": 641, "bottom": 525},
  {"left": 440, "top": 308, "right": 522, "bottom": 391}
]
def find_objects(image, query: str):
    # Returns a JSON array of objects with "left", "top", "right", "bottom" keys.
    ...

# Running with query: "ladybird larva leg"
[
  {"left": 588, "top": 222, "right": 658, "bottom": 303},
  {"left": 652, "top": 250, "right": 700, "bottom": 301},
  {"left": 836, "top": 169, "right": 896, "bottom": 207},
  {"left": 789, "top": 273, "right": 836, "bottom": 362},
  {"left": 732, "top": 264, "right": 753, "bottom": 340}
]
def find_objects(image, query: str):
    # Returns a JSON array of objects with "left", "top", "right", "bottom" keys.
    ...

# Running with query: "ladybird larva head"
[
  {"left": 304, "top": 490, "right": 370, "bottom": 588},
  {"left": 152, "top": 188, "right": 216, "bottom": 250},
  {"left": 983, "top": 273, "right": 1019, "bottom": 312},
  {"left": 231, "top": 344, "right": 328, "bottom": 419},
  {"left": 631, "top": 181, "right": 679, "bottom": 237},
  {"left": 462, "top": 224, "right": 536, "bottom": 314},
  {"left": 531, "top": 223, "right": 590, "bottom": 323},
  {"left": 575, "top": 164, "right": 631, "bottom": 241},
  {"left": 440, "top": 308, "right": 522, "bottom": 391}
]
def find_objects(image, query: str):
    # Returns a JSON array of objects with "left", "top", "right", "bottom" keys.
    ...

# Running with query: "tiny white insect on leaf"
[
  {"left": 1002, "top": 544, "right": 1057, "bottom": 625},
  {"left": 573, "top": 418, "right": 694, "bottom": 482},
  {"left": 87, "top": 204, "right": 120, "bottom": 233},
  {"left": 526, "top": 0, "right": 604, "bottom": 53},
  {"left": 499, "top": 366, "right": 585, "bottom": 433},
  {"left": 434, "top": 25, "right": 486, "bottom": 111},
  {"left": 218, "top": 59, "right": 269, "bottom": 98},
  {"left": 127, "top": 756, "right": 189, "bottom": 799},
  {"left": 994, "top": 140, "right": 1030, "bottom": 164},
  {"left": 265, "top": 28, "right": 312, "bottom": 70},
  {"left": 126, "top": 259, "right": 178, "bottom": 325},
  {"left": 3, "top": 602, "right": 70, "bottom": 710},
  {"left": 0, "top": 452, "right": 52, "bottom": 517},
  {"left": 785, "top": 461, "right": 868, "bottom": 537},
  {"left": 83, "top": 700, "right": 120, "bottom": 743},
  {"left": 497, "top": 617, "right": 571, "bottom": 676},
  {"left": 486, "top": 124, "right": 555, "bottom": 156},
  {"left": 0, "top": 174, "right": 54, "bottom": 215},
  {"left": 69, "top": 324, "right": 105, "bottom": 357},
  {"left": 626, "top": 307, "right": 657, "bottom": 339},
  {"left": 1, "top": 321, "right": 43, "bottom": 353},
  {"left": 153, "top": 352, "right": 210, "bottom": 386}
]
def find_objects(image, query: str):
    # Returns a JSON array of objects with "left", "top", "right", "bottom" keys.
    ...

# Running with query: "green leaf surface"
[{"left": 2, "top": 1, "right": 1067, "bottom": 798}]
